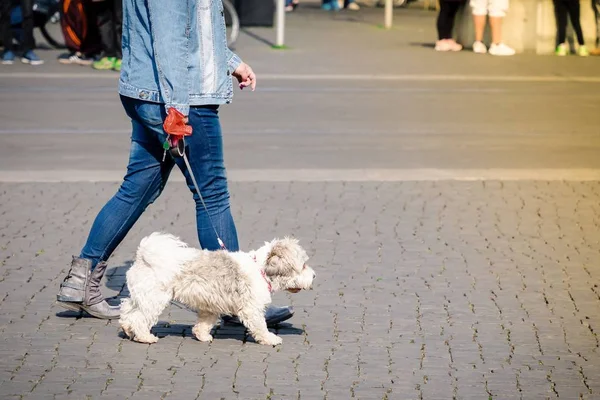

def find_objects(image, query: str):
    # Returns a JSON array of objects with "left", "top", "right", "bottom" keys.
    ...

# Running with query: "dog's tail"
[{"left": 134, "top": 232, "right": 200, "bottom": 274}]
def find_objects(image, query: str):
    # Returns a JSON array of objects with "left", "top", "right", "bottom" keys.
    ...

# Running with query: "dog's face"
[{"left": 262, "top": 237, "right": 315, "bottom": 293}]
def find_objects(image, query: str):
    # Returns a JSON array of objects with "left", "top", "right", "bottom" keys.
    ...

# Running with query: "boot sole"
[
  {"left": 80, "top": 305, "right": 121, "bottom": 320},
  {"left": 58, "top": 299, "right": 120, "bottom": 319},
  {"left": 57, "top": 301, "right": 83, "bottom": 312}
]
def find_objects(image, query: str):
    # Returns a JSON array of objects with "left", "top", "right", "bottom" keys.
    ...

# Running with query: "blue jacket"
[{"left": 118, "top": 0, "right": 243, "bottom": 116}]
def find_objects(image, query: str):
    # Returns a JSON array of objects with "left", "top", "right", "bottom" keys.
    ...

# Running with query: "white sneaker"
[
  {"left": 473, "top": 41, "right": 487, "bottom": 54},
  {"left": 489, "top": 43, "right": 515, "bottom": 56},
  {"left": 435, "top": 39, "right": 462, "bottom": 52},
  {"left": 435, "top": 40, "right": 451, "bottom": 51}
]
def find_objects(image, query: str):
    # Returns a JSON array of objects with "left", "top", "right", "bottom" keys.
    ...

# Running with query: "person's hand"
[{"left": 232, "top": 62, "right": 256, "bottom": 91}]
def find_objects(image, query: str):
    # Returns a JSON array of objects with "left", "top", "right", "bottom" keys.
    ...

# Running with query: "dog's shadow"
[{"left": 115, "top": 320, "right": 305, "bottom": 344}]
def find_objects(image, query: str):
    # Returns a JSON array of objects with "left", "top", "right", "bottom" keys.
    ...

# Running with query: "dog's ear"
[{"left": 264, "top": 238, "right": 300, "bottom": 276}]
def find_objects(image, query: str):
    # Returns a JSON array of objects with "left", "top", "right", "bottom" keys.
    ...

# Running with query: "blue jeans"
[{"left": 80, "top": 96, "right": 239, "bottom": 269}]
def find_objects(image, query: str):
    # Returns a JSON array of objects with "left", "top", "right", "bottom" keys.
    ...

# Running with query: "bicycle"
[{"left": 222, "top": 0, "right": 240, "bottom": 49}]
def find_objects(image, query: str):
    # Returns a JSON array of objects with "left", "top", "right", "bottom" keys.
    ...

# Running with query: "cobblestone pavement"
[
  {"left": 2, "top": 3, "right": 600, "bottom": 399},
  {"left": 1, "top": 181, "right": 599, "bottom": 399}
]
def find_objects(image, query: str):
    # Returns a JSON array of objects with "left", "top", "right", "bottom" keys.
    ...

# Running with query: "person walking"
[{"left": 56, "top": 0, "right": 294, "bottom": 326}]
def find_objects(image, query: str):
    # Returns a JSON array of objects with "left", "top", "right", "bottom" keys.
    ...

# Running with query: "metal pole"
[
  {"left": 275, "top": 0, "right": 285, "bottom": 47},
  {"left": 384, "top": 0, "right": 392, "bottom": 29}
]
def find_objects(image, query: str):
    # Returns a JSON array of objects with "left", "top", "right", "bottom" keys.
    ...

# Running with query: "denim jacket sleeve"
[
  {"left": 147, "top": 0, "right": 191, "bottom": 116},
  {"left": 227, "top": 48, "right": 242, "bottom": 75}
]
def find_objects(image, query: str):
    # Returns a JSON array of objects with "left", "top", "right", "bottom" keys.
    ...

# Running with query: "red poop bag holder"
[{"left": 163, "top": 108, "right": 192, "bottom": 157}]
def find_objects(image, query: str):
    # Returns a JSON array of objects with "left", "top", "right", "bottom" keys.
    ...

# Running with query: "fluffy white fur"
[{"left": 119, "top": 232, "right": 315, "bottom": 346}]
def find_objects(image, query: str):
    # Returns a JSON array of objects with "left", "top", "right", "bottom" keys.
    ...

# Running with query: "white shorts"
[{"left": 470, "top": 0, "right": 509, "bottom": 17}]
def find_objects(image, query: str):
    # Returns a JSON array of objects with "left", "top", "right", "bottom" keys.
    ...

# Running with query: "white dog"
[{"left": 119, "top": 232, "right": 315, "bottom": 346}]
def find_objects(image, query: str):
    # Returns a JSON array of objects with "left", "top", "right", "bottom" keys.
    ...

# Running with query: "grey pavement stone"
[{"left": 0, "top": 179, "right": 599, "bottom": 400}]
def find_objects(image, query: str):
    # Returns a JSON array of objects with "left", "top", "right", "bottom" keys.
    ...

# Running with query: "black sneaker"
[{"left": 222, "top": 306, "right": 295, "bottom": 328}]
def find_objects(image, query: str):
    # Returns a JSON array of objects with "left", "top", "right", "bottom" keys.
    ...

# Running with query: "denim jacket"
[{"left": 118, "top": 0, "right": 243, "bottom": 116}]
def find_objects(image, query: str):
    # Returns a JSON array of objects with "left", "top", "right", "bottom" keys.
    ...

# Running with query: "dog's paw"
[
  {"left": 192, "top": 325, "right": 214, "bottom": 342},
  {"left": 134, "top": 334, "right": 159, "bottom": 344},
  {"left": 195, "top": 333, "right": 214, "bottom": 343},
  {"left": 120, "top": 325, "right": 133, "bottom": 339},
  {"left": 259, "top": 333, "right": 283, "bottom": 346}
]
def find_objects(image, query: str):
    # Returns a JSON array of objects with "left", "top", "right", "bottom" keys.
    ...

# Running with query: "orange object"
[{"left": 163, "top": 108, "right": 192, "bottom": 137}]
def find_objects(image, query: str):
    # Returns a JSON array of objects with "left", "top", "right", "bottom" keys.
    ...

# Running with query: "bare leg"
[
  {"left": 473, "top": 14, "right": 487, "bottom": 41},
  {"left": 192, "top": 311, "right": 218, "bottom": 342},
  {"left": 238, "top": 308, "right": 282, "bottom": 346},
  {"left": 489, "top": 16, "right": 503, "bottom": 44}
]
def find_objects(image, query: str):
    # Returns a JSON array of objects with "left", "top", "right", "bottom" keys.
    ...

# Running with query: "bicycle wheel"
[
  {"left": 222, "top": 0, "right": 240, "bottom": 49},
  {"left": 33, "top": 2, "right": 66, "bottom": 49},
  {"left": 40, "top": 22, "right": 65, "bottom": 49}
]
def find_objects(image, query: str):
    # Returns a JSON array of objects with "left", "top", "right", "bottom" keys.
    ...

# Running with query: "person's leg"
[
  {"left": 594, "top": 0, "right": 600, "bottom": 47},
  {"left": 488, "top": 0, "right": 515, "bottom": 54},
  {"left": 470, "top": 0, "right": 488, "bottom": 53},
  {"left": 81, "top": 0, "right": 103, "bottom": 58},
  {"left": 19, "top": 0, "right": 35, "bottom": 53},
  {"left": 96, "top": 0, "right": 115, "bottom": 56},
  {"left": 173, "top": 105, "right": 239, "bottom": 252},
  {"left": 113, "top": 0, "right": 122, "bottom": 59},
  {"left": 110, "top": 0, "right": 122, "bottom": 70},
  {"left": 57, "top": 96, "right": 175, "bottom": 319},
  {"left": 489, "top": 16, "right": 502, "bottom": 43},
  {"left": 93, "top": 0, "right": 118, "bottom": 69},
  {"left": 437, "top": 1, "right": 454, "bottom": 40},
  {"left": 80, "top": 99, "right": 175, "bottom": 265},
  {"left": 0, "top": 0, "right": 14, "bottom": 59},
  {"left": 566, "top": 0, "right": 585, "bottom": 45},
  {"left": 448, "top": 1, "right": 465, "bottom": 28},
  {"left": 488, "top": 0, "right": 508, "bottom": 44},
  {"left": 592, "top": 0, "right": 600, "bottom": 53},
  {"left": 555, "top": 0, "right": 568, "bottom": 44},
  {"left": 471, "top": 0, "right": 487, "bottom": 42},
  {"left": 436, "top": 1, "right": 463, "bottom": 51}
]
